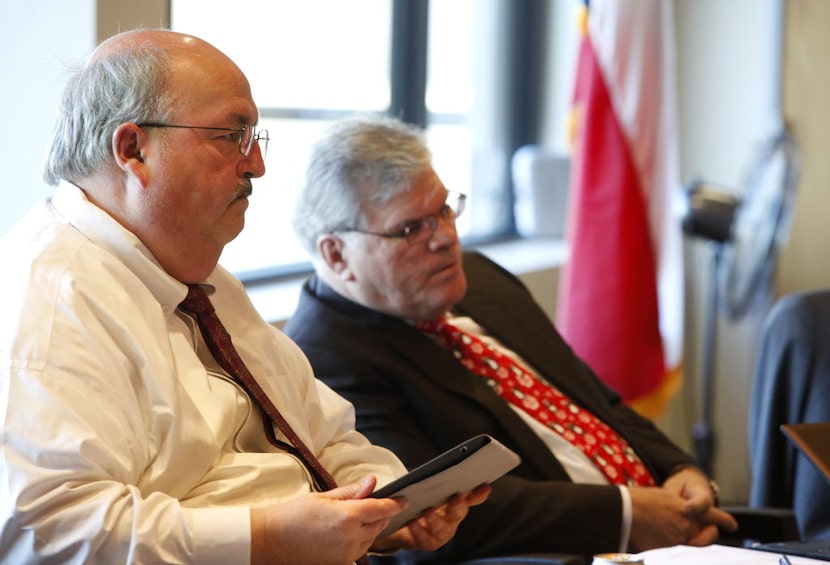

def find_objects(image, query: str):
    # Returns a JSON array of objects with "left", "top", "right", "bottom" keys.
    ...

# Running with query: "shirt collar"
[{"left": 52, "top": 180, "right": 199, "bottom": 315}]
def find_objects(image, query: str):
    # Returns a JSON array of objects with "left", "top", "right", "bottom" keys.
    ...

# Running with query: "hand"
[
  {"left": 628, "top": 470, "right": 737, "bottom": 552},
  {"left": 250, "top": 476, "right": 408, "bottom": 565},
  {"left": 661, "top": 466, "right": 715, "bottom": 506},
  {"left": 628, "top": 485, "right": 701, "bottom": 551},
  {"left": 371, "top": 484, "right": 492, "bottom": 554},
  {"left": 662, "top": 467, "right": 738, "bottom": 544}
]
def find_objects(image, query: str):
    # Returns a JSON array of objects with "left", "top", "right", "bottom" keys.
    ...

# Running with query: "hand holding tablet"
[{"left": 371, "top": 434, "right": 521, "bottom": 537}]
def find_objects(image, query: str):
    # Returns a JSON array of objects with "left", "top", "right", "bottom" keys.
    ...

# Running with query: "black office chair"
[{"left": 720, "top": 506, "right": 799, "bottom": 546}]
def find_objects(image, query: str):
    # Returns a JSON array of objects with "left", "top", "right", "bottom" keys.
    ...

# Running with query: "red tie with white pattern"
[
  {"left": 178, "top": 284, "right": 338, "bottom": 492},
  {"left": 417, "top": 316, "right": 655, "bottom": 487}
]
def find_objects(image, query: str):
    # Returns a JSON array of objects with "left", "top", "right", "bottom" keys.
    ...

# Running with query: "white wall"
[
  {"left": 673, "top": 0, "right": 782, "bottom": 504},
  {"left": 0, "top": 0, "right": 96, "bottom": 236}
]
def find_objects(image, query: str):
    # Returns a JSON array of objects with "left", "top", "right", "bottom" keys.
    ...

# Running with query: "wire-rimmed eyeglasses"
[
  {"left": 137, "top": 122, "right": 269, "bottom": 158},
  {"left": 334, "top": 191, "right": 466, "bottom": 245}
]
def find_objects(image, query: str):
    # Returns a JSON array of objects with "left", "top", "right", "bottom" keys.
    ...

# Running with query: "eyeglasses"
[
  {"left": 137, "top": 122, "right": 269, "bottom": 158},
  {"left": 335, "top": 191, "right": 466, "bottom": 245}
]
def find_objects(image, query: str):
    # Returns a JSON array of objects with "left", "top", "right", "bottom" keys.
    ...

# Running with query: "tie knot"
[{"left": 178, "top": 284, "right": 215, "bottom": 316}]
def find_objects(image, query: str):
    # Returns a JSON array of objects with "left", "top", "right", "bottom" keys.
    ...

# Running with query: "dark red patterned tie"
[
  {"left": 179, "top": 284, "right": 338, "bottom": 492},
  {"left": 417, "top": 316, "right": 655, "bottom": 487}
]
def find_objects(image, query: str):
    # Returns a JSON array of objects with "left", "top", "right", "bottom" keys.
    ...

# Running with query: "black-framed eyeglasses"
[
  {"left": 335, "top": 191, "right": 466, "bottom": 246},
  {"left": 137, "top": 122, "right": 269, "bottom": 158}
]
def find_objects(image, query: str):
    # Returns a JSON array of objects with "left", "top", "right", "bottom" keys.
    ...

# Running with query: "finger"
[
  {"left": 361, "top": 515, "right": 394, "bottom": 539},
  {"left": 686, "top": 523, "right": 719, "bottom": 546},
  {"left": 704, "top": 507, "right": 739, "bottom": 531},
  {"left": 407, "top": 516, "right": 456, "bottom": 549},
  {"left": 467, "top": 484, "right": 492, "bottom": 505},
  {"left": 325, "top": 476, "right": 377, "bottom": 501},
  {"left": 353, "top": 476, "right": 377, "bottom": 499},
  {"left": 362, "top": 496, "right": 410, "bottom": 528},
  {"left": 426, "top": 497, "right": 465, "bottom": 526},
  {"left": 680, "top": 494, "right": 711, "bottom": 517}
]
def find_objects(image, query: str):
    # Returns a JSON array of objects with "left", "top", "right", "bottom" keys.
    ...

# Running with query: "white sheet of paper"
[{"left": 637, "top": 544, "right": 828, "bottom": 565}]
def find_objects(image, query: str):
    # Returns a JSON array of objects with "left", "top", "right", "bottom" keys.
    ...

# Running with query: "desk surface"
[{"left": 638, "top": 544, "right": 826, "bottom": 564}]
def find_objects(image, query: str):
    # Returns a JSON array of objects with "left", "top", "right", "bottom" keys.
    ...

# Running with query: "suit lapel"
[
  {"left": 385, "top": 326, "right": 568, "bottom": 478},
  {"left": 310, "top": 271, "right": 569, "bottom": 479},
  {"left": 458, "top": 252, "right": 616, "bottom": 420}
]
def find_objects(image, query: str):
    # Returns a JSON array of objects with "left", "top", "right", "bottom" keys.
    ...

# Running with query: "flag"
[{"left": 557, "top": 0, "right": 684, "bottom": 419}]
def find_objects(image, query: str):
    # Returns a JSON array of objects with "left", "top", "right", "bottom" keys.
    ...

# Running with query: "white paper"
[{"left": 637, "top": 544, "right": 828, "bottom": 565}]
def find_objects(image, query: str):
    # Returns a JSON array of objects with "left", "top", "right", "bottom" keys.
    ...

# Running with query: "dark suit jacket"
[
  {"left": 284, "top": 251, "right": 695, "bottom": 562},
  {"left": 749, "top": 289, "right": 830, "bottom": 540}
]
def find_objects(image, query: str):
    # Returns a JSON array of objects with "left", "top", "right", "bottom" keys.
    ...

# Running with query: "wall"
[
  {"left": 97, "top": 0, "right": 168, "bottom": 41},
  {"left": 779, "top": 0, "right": 830, "bottom": 295},
  {"left": 0, "top": 0, "right": 96, "bottom": 234},
  {"left": 672, "top": 0, "right": 782, "bottom": 505}
]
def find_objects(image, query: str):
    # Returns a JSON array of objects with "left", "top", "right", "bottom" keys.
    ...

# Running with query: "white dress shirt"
[{"left": 0, "top": 181, "right": 406, "bottom": 564}]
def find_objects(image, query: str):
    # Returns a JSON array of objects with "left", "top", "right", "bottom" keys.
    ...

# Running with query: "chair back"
[{"left": 748, "top": 289, "right": 830, "bottom": 540}]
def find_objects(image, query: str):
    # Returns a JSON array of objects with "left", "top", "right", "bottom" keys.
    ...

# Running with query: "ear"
[
  {"left": 317, "top": 233, "right": 355, "bottom": 281},
  {"left": 112, "top": 123, "right": 149, "bottom": 185}
]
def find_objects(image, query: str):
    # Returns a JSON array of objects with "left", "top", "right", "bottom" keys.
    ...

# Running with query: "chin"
[
  {"left": 447, "top": 268, "right": 468, "bottom": 295},
  {"left": 437, "top": 278, "right": 468, "bottom": 310}
]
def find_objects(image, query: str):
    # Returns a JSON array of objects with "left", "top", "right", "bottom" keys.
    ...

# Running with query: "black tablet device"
[{"left": 370, "top": 434, "right": 521, "bottom": 537}]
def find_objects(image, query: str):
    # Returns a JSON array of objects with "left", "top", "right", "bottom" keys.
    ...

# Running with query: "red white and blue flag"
[{"left": 557, "top": 0, "right": 684, "bottom": 419}]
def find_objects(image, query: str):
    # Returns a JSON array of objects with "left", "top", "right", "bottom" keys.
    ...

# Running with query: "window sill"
[{"left": 246, "top": 236, "right": 568, "bottom": 326}]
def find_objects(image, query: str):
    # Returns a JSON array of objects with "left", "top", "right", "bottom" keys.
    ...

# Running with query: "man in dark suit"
[{"left": 285, "top": 115, "right": 737, "bottom": 563}]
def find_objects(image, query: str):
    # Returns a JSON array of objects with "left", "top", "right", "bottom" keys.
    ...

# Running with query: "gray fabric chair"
[{"left": 748, "top": 289, "right": 830, "bottom": 540}]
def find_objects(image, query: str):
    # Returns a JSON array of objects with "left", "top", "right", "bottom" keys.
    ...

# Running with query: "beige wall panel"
[
  {"left": 779, "top": 0, "right": 830, "bottom": 295},
  {"left": 97, "top": 0, "right": 169, "bottom": 42}
]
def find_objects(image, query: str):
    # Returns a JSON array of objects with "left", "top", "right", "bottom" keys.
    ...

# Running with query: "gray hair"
[
  {"left": 293, "top": 114, "right": 433, "bottom": 255},
  {"left": 43, "top": 41, "right": 174, "bottom": 185}
]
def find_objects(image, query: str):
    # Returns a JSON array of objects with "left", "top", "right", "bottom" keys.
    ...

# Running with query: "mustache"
[{"left": 235, "top": 181, "right": 253, "bottom": 199}]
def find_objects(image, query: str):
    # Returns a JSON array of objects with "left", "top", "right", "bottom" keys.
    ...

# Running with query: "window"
[{"left": 171, "top": 0, "right": 544, "bottom": 282}]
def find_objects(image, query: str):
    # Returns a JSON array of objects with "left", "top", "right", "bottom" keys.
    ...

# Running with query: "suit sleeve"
[{"left": 570, "top": 350, "right": 697, "bottom": 482}]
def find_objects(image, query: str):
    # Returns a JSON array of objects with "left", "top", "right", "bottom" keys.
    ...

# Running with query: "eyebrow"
[
  {"left": 395, "top": 193, "right": 450, "bottom": 225},
  {"left": 223, "top": 111, "right": 258, "bottom": 127}
]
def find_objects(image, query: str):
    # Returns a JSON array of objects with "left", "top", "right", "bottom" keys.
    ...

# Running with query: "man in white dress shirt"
[{"left": 0, "top": 30, "right": 487, "bottom": 565}]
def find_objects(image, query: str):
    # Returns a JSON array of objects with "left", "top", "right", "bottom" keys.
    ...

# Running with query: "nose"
[
  {"left": 427, "top": 212, "right": 458, "bottom": 249},
  {"left": 239, "top": 142, "right": 266, "bottom": 179}
]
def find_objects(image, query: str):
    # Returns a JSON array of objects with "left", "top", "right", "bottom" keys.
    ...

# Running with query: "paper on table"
[{"left": 637, "top": 545, "right": 828, "bottom": 564}]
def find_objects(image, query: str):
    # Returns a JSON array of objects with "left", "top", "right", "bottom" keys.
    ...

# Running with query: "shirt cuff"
[
  {"left": 618, "top": 485, "right": 632, "bottom": 552},
  {"left": 184, "top": 506, "right": 251, "bottom": 565}
]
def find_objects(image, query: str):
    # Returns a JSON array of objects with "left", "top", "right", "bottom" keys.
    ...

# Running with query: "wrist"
[
  {"left": 667, "top": 463, "right": 712, "bottom": 485},
  {"left": 666, "top": 464, "right": 719, "bottom": 505},
  {"left": 667, "top": 463, "right": 703, "bottom": 478}
]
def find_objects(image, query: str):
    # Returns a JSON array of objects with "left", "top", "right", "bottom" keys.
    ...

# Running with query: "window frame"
[{"left": 197, "top": 0, "right": 548, "bottom": 286}]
